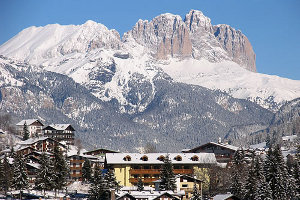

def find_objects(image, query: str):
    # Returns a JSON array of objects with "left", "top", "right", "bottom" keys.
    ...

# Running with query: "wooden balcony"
[
  {"left": 70, "top": 173, "right": 82, "bottom": 177},
  {"left": 130, "top": 169, "right": 160, "bottom": 175},
  {"left": 173, "top": 169, "right": 193, "bottom": 174},
  {"left": 130, "top": 168, "right": 193, "bottom": 175},
  {"left": 70, "top": 160, "right": 84, "bottom": 163},
  {"left": 70, "top": 166, "right": 82, "bottom": 170},
  {"left": 129, "top": 178, "right": 158, "bottom": 183}
]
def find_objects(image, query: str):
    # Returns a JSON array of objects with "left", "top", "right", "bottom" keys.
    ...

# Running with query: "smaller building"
[
  {"left": 17, "top": 137, "right": 66, "bottom": 153},
  {"left": 184, "top": 142, "right": 238, "bottom": 164},
  {"left": 16, "top": 119, "right": 44, "bottom": 138},
  {"left": 43, "top": 124, "right": 75, "bottom": 145},
  {"left": 67, "top": 154, "right": 103, "bottom": 181},
  {"left": 84, "top": 148, "right": 118, "bottom": 156}
]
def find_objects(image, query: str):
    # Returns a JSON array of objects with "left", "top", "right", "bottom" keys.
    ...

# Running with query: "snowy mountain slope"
[
  {"left": 0, "top": 10, "right": 299, "bottom": 113},
  {"left": 0, "top": 20, "right": 121, "bottom": 65},
  {"left": 160, "top": 59, "right": 300, "bottom": 111},
  {"left": 0, "top": 56, "right": 273, "bottom": 152}
]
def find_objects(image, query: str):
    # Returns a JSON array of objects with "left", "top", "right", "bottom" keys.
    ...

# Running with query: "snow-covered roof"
[
  {"left": 27, "top": 162, "right": 40, "bottom": 169},
  {"left": 17, "top": 136, "right": 50, "bottom": 145},
  {"left": 282, "top": 135, "right": 297, "bottom": 141},
  {"left": 47, "top": 124, "right": 73, "bottom": 130},
  {"left": 106, "top": 153, "right": 217, "bottom": 165},
  {"left": 116, "top": 191, "right": 184, "bottom": 200},
  {"left": 16, "top": 119, "right": 42, "bottom": 126},
  {"left": 209, "top": 142, "right": 239, "bottom": 151},
  {"left": 250, "top": 142, "right": 267, "bottom": 150},
  {"left": 213, "top": 193, "right": 235, "bottom": 200}
]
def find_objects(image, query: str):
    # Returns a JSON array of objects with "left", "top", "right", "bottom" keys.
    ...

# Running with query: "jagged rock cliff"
[{"left": 213, "top": 24, "right": 256, "bottom": 72}]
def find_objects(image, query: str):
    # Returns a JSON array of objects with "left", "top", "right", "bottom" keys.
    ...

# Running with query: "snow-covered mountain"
[
  {"left": 0, "top": 55, "right": 273, "bottom": 152},
  {"left": 0, "top": 10, "right": 299, "bottom": 113}
]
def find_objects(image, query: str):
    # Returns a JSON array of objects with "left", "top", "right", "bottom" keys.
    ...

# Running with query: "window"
[
  {"left": 144, "top": 174, "right": 149, "bottom": 178},
  {"left": 141, "top": 155, "right": 148, "bottom": 161},
  {"left": 182, "top": 184, "right": 188, "bottom": 188},
  {"left": 174, "top": 155, "right": 182, "bottom": 161},
  {"left": 191, "top": 155, "right": 199, "bottom": 161},
  {"left": 123, "top": 155, "right": 131, "bottom": 161},
  {"left": 157, "top": 155, "right": 165, "bottom": 161}
]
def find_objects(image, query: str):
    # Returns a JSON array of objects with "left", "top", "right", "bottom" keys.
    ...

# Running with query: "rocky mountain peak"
[
  {"left": 123, "top": 13, "right": 192, "bottom": 59},
  {"left": 213, "top": 24, "right": 256, "bottom": 72},
  {"left": 184, "top": 9, "right": 213, "bottom": 33}
]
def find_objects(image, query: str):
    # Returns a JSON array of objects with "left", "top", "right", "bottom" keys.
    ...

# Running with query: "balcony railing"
[
  {"left": 130, "top": 169, "right": 160, "bottom": 175},
  {"left": 70, "top": 166, "right": 82, "bottom": 170},
  {"left": 129, "top": 168, "right": 193, "bottom": 175},
  {"left": 129, "top": 178, "right": 158, "bottom": 183}
]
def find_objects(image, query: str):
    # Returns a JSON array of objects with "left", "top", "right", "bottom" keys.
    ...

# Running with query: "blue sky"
[{"left": 0, "top": 0, "right": 299, "bottom": 80}]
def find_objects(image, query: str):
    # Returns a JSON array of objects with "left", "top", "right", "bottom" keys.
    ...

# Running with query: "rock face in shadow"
[
  {"left": 124, "top": 10, "right": 256, "bottom": 71},
  {"left": 213, "top": 24, "right": 256, "bottom": 72}
]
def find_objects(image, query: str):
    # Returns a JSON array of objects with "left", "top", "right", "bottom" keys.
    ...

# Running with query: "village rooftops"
[
  {"left": 185, "top": 142, "right": 239, "bottom": 153},
  {"left": 116, "top": 191, "right": 184, "bottom": 200},
  {"left": 44, "top": 124, "right": 75, "bottom": 131},
  {"left": 16, "top": 119, "right": 43, "bottom": 126},
  {"left": 106, "top": 153, "right": 217, "bottom": 165},
  {"left": 17, "top": 136, "right": 66, "bottom": 148}
]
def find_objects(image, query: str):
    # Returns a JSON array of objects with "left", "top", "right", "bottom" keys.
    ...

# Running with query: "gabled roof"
[
  {"left": 188, "top": 142, "right": 239, "bottom": 152},
  {"left": 83, "top": 148, "right": 119, "bottom": 155},
  {"left": 16, "top": 119, "right": 43, "bottom": 126},
  {"left": 43, "top": 124, "right": 75, "bottom": 131},
  {"left": 106, "top": 153, "right": 217, "bottom": 165},
  {"left": 116, "top": 193, "right": 136, "bottom": 200},
  {"left": 17, "top": 136, "right": 66, "bottom": 147},
  {"left": 176, "top": 174, "right": 203, "bottom": 183},
  {"left": 213, "top": 193, "right": 240, "bottom": 200},
  {"left": 153, "top": 192, "right": 180, "bottom": 200}
]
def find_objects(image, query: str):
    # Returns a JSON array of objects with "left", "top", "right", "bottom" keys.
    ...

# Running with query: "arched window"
[
  {"left": 174, "top": 155, "right": 182, "bottom": 161},
  {"left": 191, "top": 155, "right": 199, "bottom": 161},
  {"left": 157, "top": 155, "right": 165, "bottom": 161},
  {"left": 141, "top": 155, "right": 148, "bottom": 161},
  {"left": 123, "top": 155, "right": 131, "bottom": 161}
]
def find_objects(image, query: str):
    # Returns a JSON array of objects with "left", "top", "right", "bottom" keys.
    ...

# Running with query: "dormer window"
[
  {"left": 157, "top": 155, "right": 165, "bottom": 161},
  {"left": 141, "top": 155, "right": 148, "bottom": 161},
  {"left": 174, "top": 155, "right": 182, "bottom": 161},
  {"left": 191, "top": 155, "right": 199, "bottom": 161},
  {"left": 123, "top": 155, "right": 131, "bottom": 161}
]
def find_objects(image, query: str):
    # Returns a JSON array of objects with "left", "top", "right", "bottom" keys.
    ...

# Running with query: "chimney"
[
  {"left": 218, "top": 137, "right": 222, "bottom": 144},
  {"left": 111, "top": 189, "right": 115, "bottom": 200}
]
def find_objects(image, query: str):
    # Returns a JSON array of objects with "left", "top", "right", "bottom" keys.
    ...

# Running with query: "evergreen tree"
[
  {"left": 244, "top": 158, "right": 257, "bottom": 200},
  {"left": 89, "top": 165, "right": 110, "bottom": 200},
  {"left": 34, "top": 152, "right": 55, "bottom": 196},
  {"left": 264, "top": 145, "right": 296, "bottom": 199},
  {"left": 137, "top": 177, "right": 144, "bottom": 192},
  {"left": 292, "top": 160, "right": 300, "bottom": 197},
  {"left": 253, "top": 155, "right": 272, "bottom": 200},
  {"left": 82, "top": 159, "right": 92, "bottom": 182},
  {"left": 230, "top": 149, "right": 246, "bottom": 199},
  {"left": 106, "top": 169, "right": 120, "bottom": 190},
  {"left": 52, "top": 145, "right": 69, "bottom": 197},
  {"left": 159, "top": 155, "right": 176, "bottom": 191},
  {"left": 12, "top": 154, "right": 29, "bottom": 199},
  {"left": 0, "top": 155, "right": 13, "bottom": 194},
  {"left": 190, "top": 181, "right": 201, "bottom": 200},
  {"left": 23, "top": 122, "right": 30, "bottom": 140}
]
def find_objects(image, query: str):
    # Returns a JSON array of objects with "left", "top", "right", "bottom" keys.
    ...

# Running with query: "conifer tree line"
[
  {"left": 88, "top": 165, "right": 120, "bottom": 200},
  {"left": 0, "top": 145, "right": 69, "bottom": 198},
  {"left": 230, "top": 145, "right": 299, "bottom": 200}
]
